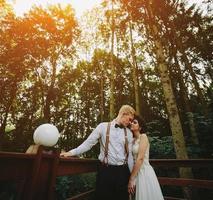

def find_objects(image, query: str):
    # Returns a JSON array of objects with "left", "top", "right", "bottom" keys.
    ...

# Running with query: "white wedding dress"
[{"left": 132, "top": 135, "right": 164, "bottom": 200}]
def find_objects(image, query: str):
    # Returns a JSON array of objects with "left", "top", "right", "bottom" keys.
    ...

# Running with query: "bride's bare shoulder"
[
  {"left": 140, "top": 133, "right": 148, "bottom": 139},
  {"left": 140, "top": 134, "right": 149, "bottom": 144}
]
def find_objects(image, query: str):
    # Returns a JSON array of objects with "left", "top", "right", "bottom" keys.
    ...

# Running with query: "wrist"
[{"left": 69, "top": 149, "right": 76, "bottom": 156}]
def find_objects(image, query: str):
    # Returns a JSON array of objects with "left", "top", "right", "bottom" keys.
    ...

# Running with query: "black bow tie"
[{"left": 115, "top": 124, "right": 125, "bottom": 129}]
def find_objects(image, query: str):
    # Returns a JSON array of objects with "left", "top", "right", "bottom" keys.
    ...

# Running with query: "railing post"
[
  {"left": 23, "top": 145, "right": 60, "bottom": 200},
  {"left": 26, "top": 145, "right": 44, "bottom": 200},
  {"left": 47, "top": 149, "right": 60, "bottom": 200}
]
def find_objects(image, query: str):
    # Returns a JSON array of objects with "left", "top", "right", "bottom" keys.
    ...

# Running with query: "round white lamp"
[{"left": 33, "top": 124, "right": 59, "bottom": 147}]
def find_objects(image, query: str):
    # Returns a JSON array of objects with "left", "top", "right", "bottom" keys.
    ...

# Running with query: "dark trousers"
[{"left": 95, "top": 163, "right": 130, "bottom": 200}]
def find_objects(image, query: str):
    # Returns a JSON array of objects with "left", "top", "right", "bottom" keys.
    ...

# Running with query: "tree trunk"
[
  {"left": 153, "top": 34, "right": 188, "bottom": 159},
  {"left": 109, "top": 0, "right": 115, "bottom": 120},
  {"left": 100, "top": 65, "right": 104, "bottom": 122},
  {"left": 0, "top": 83, "right": 17, "bottom": 148},
  {"left": 173, "top": 53, "right": 199, "bottom": 145},
  {"left": 44, "top": 58, "right": 57, "bottom": 123},
  {"left": 129, "top": 20, "right": 141, "bottom": 115},
  {"left": 181, "top": 51, "right": 206, "bottom": 105},
  {"left": 169, "top": 16, "right": 206, "bottom": 113},
  {"left": 206, "top": 64, "right": 213, "bottom": 83},
  {"left": 86, "top": 71, "right": 91, "bottom": 135},
  {"left": 146, "top": 1, "right": 193, "bottom": 199},
  {"left": 167, "top": 20, "right": 199, "bottom": 146}
]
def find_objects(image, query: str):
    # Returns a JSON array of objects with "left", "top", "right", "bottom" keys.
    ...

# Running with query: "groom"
[{"left": 60, "top": 105, "right": 135, "bottom": 200}]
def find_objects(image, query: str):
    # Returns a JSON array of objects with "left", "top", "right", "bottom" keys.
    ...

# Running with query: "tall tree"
[
  {"left": 24, "top": 5, "right": 79, "bottom": 122},
  {"left": 145, "top": 2, "right": 194, "bottom": 198},
  {"left": 173, "top": 50, "right": 199, "bottom": 145},
  {"left": 129, "top": 19, "right": 141, "bottom": 115},
  {"left": 0, "top": 12, "right": 30, "bottom": 138},
  {"left": 119, "top": 1, "right": 194, "bottom": 198},
  {"left": 109, "top": 0, "right": 116, "bottom": 119}
]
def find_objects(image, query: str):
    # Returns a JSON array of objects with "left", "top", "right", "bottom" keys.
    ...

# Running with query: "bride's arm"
[{"left": 128, "top": 134, "right": 149, "bottom": 194}]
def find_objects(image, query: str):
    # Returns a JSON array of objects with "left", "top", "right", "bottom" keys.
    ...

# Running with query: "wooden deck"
[{"left": 0, "top": 146, "right": 213, "bottom": 200}]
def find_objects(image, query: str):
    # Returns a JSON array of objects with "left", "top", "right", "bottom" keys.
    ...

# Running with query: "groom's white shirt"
[{"left": 69, "top": 120, "right": 134, "bottom": 171}]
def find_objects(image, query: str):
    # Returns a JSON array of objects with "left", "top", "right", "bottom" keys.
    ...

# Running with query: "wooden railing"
[
  {"left": 0, "top": 146, "right": 98, "bottom": 200},
  {"left": 0, "top": 146, "right": 213, "bottom": 200}
]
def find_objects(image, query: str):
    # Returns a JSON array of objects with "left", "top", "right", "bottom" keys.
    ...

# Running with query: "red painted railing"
[{"left": 0, "top": 146, "right": 213, "bottom": 200}]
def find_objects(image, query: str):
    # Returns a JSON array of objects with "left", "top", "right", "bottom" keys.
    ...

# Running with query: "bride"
[{"left": 128, "top": 115, "right": 164, "bottom": 200}]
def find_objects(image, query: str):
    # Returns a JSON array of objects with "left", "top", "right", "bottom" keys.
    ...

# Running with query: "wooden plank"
[
  {"left": 0, "top": 151, "right": 35, "bottom": 158},
  {"left": 57, "top": 158, "right": 98, "bottom": 176},
  {"left": 66, "top": 189, "right": 95, "bottom": 200},
  {"left": 150, "top": 159, "right": 213, "bottom": 167},
  {"left": 0, "top": 153, "right": 34, "bottom": 181},
  {"left": 158, "top": 177, "right": 213, "bottom": 189},
  {"left": 164, "top": 196, "right": 186, "bottom": 200}
]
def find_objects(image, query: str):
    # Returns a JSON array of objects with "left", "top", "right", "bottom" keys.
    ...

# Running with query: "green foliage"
[
  {"left": 55, "top": 176, "right": 71, "bottom": 200},
  {"left": 146, "top": 119, "right": 175, "bottom": 158},
  {"left": 147, "top": 110, "right": 213, "bottom": 159},
  {"left": 56, "top": 173, "right": 96, "bottom": 200},
  {"left": 0, "top": 181, "right": 16, "bottom": 200},
  {"left": 149, "top": 135, "right": 175, "bottom": 158},
  {"left": 146, "top": 120, "right": 171, "bottom": 136},
  {"left": 193, "top": 113, "right": 213, "bottom": 157}
]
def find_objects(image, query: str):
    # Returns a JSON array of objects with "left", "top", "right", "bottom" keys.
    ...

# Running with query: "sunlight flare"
[{"left": 10, "top": 0, "right": 102, "bottom": 17}]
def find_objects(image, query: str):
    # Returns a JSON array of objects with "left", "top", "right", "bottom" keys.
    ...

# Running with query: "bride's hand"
[{"left": 128, "top": 178, "right": 136, "bottom": 194}]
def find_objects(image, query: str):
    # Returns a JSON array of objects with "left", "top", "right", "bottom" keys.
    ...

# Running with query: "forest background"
[{"left": 0, "top": 0, "right": 212, "bottom": 199}]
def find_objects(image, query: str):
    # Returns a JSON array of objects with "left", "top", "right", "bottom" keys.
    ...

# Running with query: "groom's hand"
[{"left": 60, "top": 151, "right": 72, "bottom": 157}]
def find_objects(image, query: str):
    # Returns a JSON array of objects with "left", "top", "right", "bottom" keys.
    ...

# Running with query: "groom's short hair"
[{"left": 118, "top": 105, "right": 135, "bottom": 116}]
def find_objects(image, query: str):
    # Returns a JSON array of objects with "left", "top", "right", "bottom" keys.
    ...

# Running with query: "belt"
[{"left": 99, "top": 161, "right": 128, "bottom": 168}]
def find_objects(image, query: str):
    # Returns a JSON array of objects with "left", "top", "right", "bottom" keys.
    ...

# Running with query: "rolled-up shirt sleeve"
[{"left": 69, "top": 123, "right": 102, "bottom": 156}]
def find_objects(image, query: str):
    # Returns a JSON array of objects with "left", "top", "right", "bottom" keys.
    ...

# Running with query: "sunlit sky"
[
  {"left": 8, "top": 0, "right": 102, "bottom": 17},
  {"left": 8, "top": 0, "right": 201, "bottom": 18}
]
